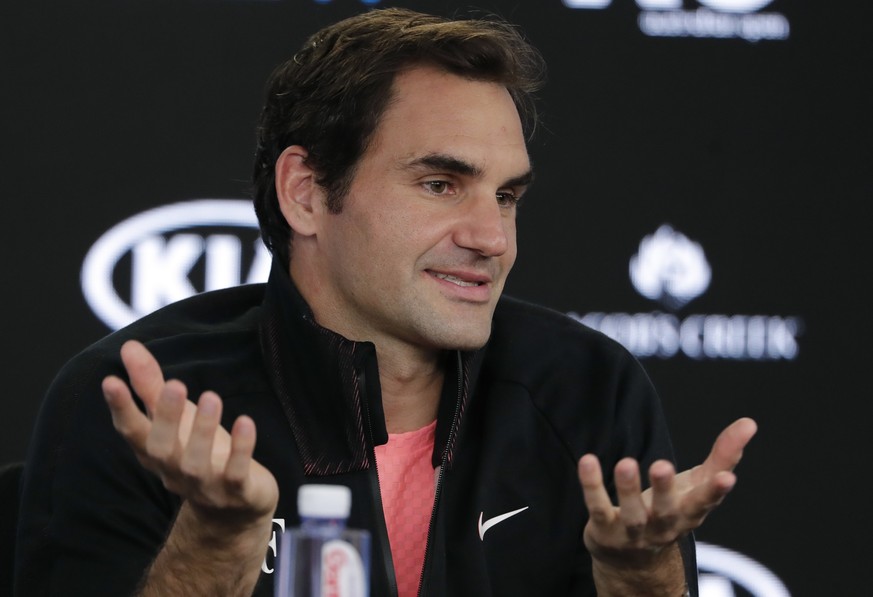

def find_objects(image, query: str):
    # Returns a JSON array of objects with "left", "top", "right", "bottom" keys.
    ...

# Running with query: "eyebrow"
[{"left": 406, "top": 153, "right": 535, "bottom": 189}]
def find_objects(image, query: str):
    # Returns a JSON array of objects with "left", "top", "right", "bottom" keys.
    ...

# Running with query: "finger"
[
  {"left": 648, "top": 460, "right": 679, "bottom": 535},
  {"left": 681, "top": 470, "right": 737, "bottom": 524},
  {"left": 146, "top": 379, "right": 187, "bottom": 461},
  {"left": 120, "top": 340, "right": 166, "bottom": 413},
  {"left": 578, "top": 454, "right": 617, "bottom": 527},
  {"left": 614, "top": 458, "right": 647, "bottom": 538},
  {"left": 102, "top": 375, "right": 151, "bottom": 450},
  {"left": 224, "top": 416, "right": 257, "bottom": 492},
  {"left": 179, "top": 392, "right": 223, "bottom": 481},
  {"left": 700, "top": 417, "right": 758, "bottom": 477}
]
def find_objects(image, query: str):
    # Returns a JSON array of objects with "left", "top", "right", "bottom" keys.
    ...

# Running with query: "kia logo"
[{"left": 81, "top": 199, "right": 271, "bottom": 330}]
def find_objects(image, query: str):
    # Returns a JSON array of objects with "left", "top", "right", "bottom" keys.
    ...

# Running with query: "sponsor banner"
[
  {"left": 571, "top": 225, "right": 802, "bottom": 361},
  {"left": 571, "top": 311, "right": 800, "bottom": 360},
  {"left": 638, "top": 8, "right": 789, "bottom": 41},
  {"left": 562, "top": 0, "right": 789, "bottom": 41},
  {"left": 81, "top": 199, "right": 271, "bottom": 330},
  {"left": 629, "top": 225, "right": 710, "bottom": 311}
]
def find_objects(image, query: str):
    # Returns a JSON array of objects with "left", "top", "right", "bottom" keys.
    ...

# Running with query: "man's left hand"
[{"left": 577, "top": 417, "right": 757, "bottom": 587}]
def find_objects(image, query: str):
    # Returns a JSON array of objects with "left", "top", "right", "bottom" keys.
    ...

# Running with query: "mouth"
[
  {"left": 425, "top": 269, "right": 494, "bottom": 303},
  {"left": 429, "top": 271, "right": 485, "bottom": 287}
]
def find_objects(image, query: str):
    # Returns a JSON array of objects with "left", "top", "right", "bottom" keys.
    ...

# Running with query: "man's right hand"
[{"left": 102, "top": 340, "right": 279, "bottom": 596}]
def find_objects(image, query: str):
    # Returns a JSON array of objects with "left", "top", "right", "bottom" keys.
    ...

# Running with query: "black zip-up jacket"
[{"left": 16, "top": 264, "right": 697, "bottom": 596}]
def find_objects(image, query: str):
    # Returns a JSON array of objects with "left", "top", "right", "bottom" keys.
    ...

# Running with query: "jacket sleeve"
[{"left": 15, "top": 346, "right": 178, "bottom": 596}]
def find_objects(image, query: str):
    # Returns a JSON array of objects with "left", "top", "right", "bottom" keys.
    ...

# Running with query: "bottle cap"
[{"left": 298, "top": 484, "right": 352, "bottom": 519}]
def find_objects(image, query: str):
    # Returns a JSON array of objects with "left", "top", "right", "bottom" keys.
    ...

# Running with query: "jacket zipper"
[
  {"left": 416, "top": 351, "right": 464, "bottom": 597},
  {"left": 358, "top": 367, "right": 400, "bottom": 597}
]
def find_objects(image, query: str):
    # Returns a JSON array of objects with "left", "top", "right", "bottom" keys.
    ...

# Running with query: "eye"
[
  {"left": 496, "top": 191, "right": 521, "bottom": 208},
  {"left": 424, "top": 180, "right": 453, "bottom": 195}
]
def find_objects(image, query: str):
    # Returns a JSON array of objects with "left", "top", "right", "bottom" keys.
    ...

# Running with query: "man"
[{"left": 16, "top": 8, "right": 756, "bottom": 597}]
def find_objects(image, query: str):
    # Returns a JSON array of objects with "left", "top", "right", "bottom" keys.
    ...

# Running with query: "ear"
[{"left": 275, "top": 145, "right": 322, "bottom": 237}]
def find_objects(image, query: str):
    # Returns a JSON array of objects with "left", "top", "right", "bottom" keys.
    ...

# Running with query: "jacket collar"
[{"left": 258, "top": 260, "right": 483, "bottom": 476}]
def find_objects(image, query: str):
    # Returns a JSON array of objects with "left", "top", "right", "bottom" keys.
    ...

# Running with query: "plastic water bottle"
[{"left": 275, "top": 484, "right": 371, "bottom": 597}]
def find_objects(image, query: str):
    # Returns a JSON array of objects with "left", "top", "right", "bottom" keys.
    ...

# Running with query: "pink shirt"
[{"left": 374, "top": 420, "right": 438, "bottom": 597}]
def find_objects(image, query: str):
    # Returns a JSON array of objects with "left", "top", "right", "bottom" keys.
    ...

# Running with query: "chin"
[{"left": 431, "top": 324, "right": 492, "bottom": 351}]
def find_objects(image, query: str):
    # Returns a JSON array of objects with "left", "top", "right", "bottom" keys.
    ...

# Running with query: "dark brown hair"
[{"left": 252, "top": 8, "right": 545, "bottom": 267}]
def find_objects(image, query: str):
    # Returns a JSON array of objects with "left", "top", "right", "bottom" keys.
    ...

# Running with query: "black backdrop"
[{"left": 4, "top": 1, "right": 871, "bottom": 595}]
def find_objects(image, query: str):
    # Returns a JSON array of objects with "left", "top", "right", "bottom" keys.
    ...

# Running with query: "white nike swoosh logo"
[{"left": 478, "top": 506, "right": 529, "bottom": 540}]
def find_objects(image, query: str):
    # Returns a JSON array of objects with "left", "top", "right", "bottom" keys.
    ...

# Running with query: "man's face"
[{"left": 302, "top": 65, "right": 531, "bottom": 352}]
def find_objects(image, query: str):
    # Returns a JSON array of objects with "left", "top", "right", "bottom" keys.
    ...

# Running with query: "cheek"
[
  {"left": 351, "top": 212, "right": 421, "bottom": 278},
  {"left": 382, "top": 209, "right": 445, "bottom": 254},
  {"left": 505, "top": 244, "right": 518, "bottom": 269}
]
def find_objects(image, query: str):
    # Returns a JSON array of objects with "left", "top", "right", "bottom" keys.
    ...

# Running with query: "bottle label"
[{"left": 320, "top": 539, "right": 367, "bottom": 597}]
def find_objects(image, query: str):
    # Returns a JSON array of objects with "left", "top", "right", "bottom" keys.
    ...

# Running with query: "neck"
[
  {"left": 375, "top": 342, "right": 445, "bottom": 434},
  {"left": 289, "top": 260, "right": 447, "bottom": 434}
]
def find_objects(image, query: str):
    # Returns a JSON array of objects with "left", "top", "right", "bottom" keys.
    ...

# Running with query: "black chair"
[{"left": 0, "top": 462, "right": 23, "bottom": 597}]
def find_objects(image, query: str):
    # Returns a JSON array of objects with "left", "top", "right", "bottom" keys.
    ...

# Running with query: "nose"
[{"left": 452, "top": 191, "right": 511, "bottom": 257}]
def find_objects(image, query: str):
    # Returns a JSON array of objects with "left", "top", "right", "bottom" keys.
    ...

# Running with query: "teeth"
[{"left": 433, "top": 272, "right": 481, "bottom": 287}]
